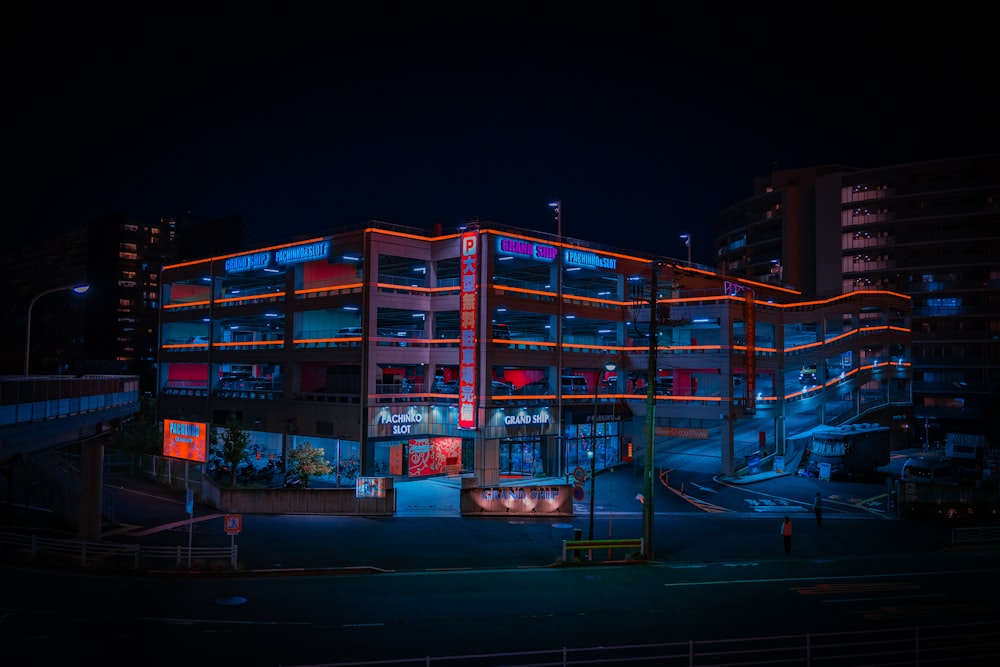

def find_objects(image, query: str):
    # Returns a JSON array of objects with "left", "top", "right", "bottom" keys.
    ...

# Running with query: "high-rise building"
[
  {"left": 0, "top": 212, "right": 244, "bottom": 395},
  {"left": 715, "top": 154, "right": 1000, "bottom": 443}
]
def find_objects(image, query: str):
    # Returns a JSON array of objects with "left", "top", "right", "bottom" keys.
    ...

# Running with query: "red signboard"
[
  {"left": 745, "top": 288, "right": 756, "bottom": 414},
  {"left": 407, "top": 437, "right": 462, "bottom": 477},
  {"left": 458, "top": 230, "right": 479, "bottom": 429},
  {"left": 163, "top": 419, "right": 208, "bottom": 463}
]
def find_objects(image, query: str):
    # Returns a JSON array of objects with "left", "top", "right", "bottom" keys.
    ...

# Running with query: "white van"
[
  {"left": 561, "top": 375, "right": 590, "bottom": 394},
  {"left": 901, "top": 457, "right": 958, "bottom": 485}
]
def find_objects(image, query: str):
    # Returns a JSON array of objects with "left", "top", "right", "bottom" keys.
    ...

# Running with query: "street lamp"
[
  {"left": 548, "top": 200, "right": 561, "bottom": 239},
  {"left": 24, "top": 283, "right": 90, "bottom": 376},
  {"left": 589, "top": 359, "right": 617, "bottom": 540},
  {"left": 680, "top": 234, "right": 691, "bottom": 265}
]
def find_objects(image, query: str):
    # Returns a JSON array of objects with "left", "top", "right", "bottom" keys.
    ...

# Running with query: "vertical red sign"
[
  {"left": 459, "top": 231, "right": 479, "bottom": 429},
  {"left": 745, "top": 288, "right": 756, "bottom": 414}
]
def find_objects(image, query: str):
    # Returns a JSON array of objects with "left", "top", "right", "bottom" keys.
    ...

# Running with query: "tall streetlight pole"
[
  {"left": 680, "top": 233, "right": 691, "bottom": 265},
  {"left": 589, "top": 360, "right": 617, "bottom": 541},
  {"left": 24, "top": 283, "right": 91, "bottom": 376},
  {"left": 549, "top": 201, "right": 565, "bottom": 479},
  {"left": 640, "top": 264, "right": 662, "bottom": 559}
]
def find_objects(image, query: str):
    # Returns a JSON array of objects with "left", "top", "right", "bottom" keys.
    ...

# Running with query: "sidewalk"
[{"left": 0, "top": 467, "right": 965, "bottom": 575}]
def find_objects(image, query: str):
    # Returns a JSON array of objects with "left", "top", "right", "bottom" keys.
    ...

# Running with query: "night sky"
[{"left": 4, "top": 5, "right": 996, "bottom": 265}]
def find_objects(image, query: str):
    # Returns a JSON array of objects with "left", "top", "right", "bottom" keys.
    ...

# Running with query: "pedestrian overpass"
[{"left": 0, "top": 375, "right": 140, "bottom": 539}]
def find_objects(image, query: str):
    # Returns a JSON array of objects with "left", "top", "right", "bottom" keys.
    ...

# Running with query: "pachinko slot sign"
[
  {"left": 459, "top": 230, "right": 479, "bottom": 429},
  {"left": 163, "top": 419, "right": 208, "bottom": 463}
]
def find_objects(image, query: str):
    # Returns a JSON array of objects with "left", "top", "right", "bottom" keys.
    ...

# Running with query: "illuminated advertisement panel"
[
  {"left": 407, "top": 437, "right": 462, "bottom": 477},
  {"left": 563, "top": 248, "right": 616, "bottom": 270},
  {"left": 224, "top": 240, "right": 330, "bottom": 273},
  {"left": 495, "top": 236, "right": 557, "bottom": 262},
  {"left": 745, "top": 288, "right": 756, "bottom": 414},
  {"left": 163, "top": 419, "right": 208, "bottom": 463},
  {"left": 459, "top": 231, "right": 479, "bottom": 429},
  {"left": 356, "top": 476, "right": 386, "bottom": 498}
]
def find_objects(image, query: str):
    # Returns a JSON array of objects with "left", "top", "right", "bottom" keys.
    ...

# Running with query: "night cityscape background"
[
  {"left": 2, "top": 7, "right": 1000, "bottom": 664},
  {"left": 4, "top": 5, "right": 997, "bottom": 263}
]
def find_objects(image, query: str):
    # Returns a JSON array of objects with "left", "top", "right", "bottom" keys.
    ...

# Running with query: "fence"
[
  {"left": 951, "top": 525, "right": 1000, "bottom": 546},
  {"left": 294, "top": 620, "right": 1000, "bottom": 666},
  {"left": 0, "top": 531, "right": 238, "bottom": 571}
]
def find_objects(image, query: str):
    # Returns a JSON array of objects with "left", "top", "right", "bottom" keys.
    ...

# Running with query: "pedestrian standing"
[
  {"left": 781, "top": 516, "right": 792, "bottom": 554},
  {"left": 813, "top": 492, "right": 823, "bottom": 525}
]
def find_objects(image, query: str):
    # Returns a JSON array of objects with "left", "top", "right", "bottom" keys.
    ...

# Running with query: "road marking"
[
  {"left": 666, "top": 483, "right": 730, "bottom": 513},
  {"left": 792, "top": 582, "right": 920, "bottom": 595},
  {"left": 132, "top": 513, "right": 225, "bottom": 536}
]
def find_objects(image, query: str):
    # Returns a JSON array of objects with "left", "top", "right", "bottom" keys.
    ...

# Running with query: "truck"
[
  {"left": 945, "top": 433, "right": 988, "bottom": 463},
  {"left": 944, "top": 433, "right": 989, "bottom": 482},
  {"left": 805, "top": 423, "right": 891, "bottom": 480}
]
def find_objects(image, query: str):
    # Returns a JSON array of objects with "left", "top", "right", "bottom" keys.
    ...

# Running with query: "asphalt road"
[
  {"left": 3, "top": 465, "right": 999, "bottom": 667},
  {"left": 1, "top": 463, "right": 962, "bottom": 573}
]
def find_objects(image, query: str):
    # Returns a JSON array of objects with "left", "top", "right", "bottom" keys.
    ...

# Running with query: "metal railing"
[
  {"left": 951, "top": 525, "right": 1000, "bottom": 546},
  {"left": 0, "top": 375, "right": 140, "bottom": 428},
  {"left": 291, "top": 620, "right": 1000, "bottom": 666},
  {"left": 0, "top": 531, "right": 238, "bottom": 571}
]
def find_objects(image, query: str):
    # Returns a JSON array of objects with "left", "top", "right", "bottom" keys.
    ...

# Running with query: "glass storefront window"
[
  {"left": 499, "top": 439, "right": 541, "bottom": 476},
  {"left": 563, "top": 421, "right": 621, "bottom": 476}
]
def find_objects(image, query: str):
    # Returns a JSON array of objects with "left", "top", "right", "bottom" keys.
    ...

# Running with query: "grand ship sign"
[
  {"left": 460, "top": 483, "right": 573, "bottom": 516},
  {"left": 500, "top": 408, "right": 552, "bottom": 437}
]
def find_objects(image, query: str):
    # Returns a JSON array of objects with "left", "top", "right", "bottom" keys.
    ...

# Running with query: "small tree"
[
  {"left": 287, "top": 441, "right": 333, "bottom": 488},
  {"left": 112, "top": 395, "right": 162, "bottom": 460},
  {"left": 216, "top": 413, "right": 253, "bottom": 486}
]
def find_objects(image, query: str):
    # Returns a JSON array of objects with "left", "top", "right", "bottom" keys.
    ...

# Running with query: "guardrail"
[
  {"left": 300, "top": 619, "right": 1000, "bottom": 666},
  {"left": 951, "top": 526, "right": 1000, "bottom": 546},
  {"left": 0, "top": 531, "right": 238, "bottom": 571},
  {"left": 561, "top": 538, "right": 643, "bottom": 562}
]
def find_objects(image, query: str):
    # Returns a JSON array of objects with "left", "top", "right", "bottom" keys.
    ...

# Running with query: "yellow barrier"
[{"left": 561, "top": 538, "right": 644, "bottom": 562}]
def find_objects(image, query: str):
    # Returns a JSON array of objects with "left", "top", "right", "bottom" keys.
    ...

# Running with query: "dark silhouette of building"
[
  {"left": 0, "top": 211, "right": 245, "bottom": 395},
  {"left": 714, "top": 154, "right": 1000, "bottom": 444}
]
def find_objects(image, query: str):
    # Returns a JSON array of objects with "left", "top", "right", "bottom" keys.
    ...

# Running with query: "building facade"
[
  {"left": 156, "top": 221, "right": 911, "bottom": 486},
  {"left": 0, "top": 212, "right": 250, "bottom": 394},
  {"left": 714, "top": 154, "right": 1000, "bottom": 445}
]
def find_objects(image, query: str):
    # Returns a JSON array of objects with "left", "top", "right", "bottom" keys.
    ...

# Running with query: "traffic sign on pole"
[{"left": 224, "top": 514, "right": 243, "bottom": 535}]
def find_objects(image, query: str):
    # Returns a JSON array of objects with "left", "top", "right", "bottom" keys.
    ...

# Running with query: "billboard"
[
  {"left": 356, "top": 477, "right": 387, "bottom": 498},
  {"left": 163, "top": 419, "right": 208, "bottom": 463}
]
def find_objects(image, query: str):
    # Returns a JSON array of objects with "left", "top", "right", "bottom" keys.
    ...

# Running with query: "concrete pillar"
[{"left": 78, "top": 439, "right": 105, "bottom": 541}]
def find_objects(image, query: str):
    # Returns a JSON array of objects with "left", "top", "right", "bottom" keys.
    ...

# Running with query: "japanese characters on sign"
[{"left": 459, "top": 231, "right": 479, "bottom": 429}]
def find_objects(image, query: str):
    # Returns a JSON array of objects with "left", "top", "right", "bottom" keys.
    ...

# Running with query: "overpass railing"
[{"left": 0, "top": 375, "right": 140, "bottom": 428}]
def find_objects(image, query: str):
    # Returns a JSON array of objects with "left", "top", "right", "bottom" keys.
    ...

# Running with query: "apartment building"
[{"left": 715, "top": 154, "right": 1000, "bottom": 444}]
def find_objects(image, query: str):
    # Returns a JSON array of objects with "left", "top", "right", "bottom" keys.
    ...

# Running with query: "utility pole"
[{"left": 638, "top": 262, "right": 663, "bottom": 560}]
